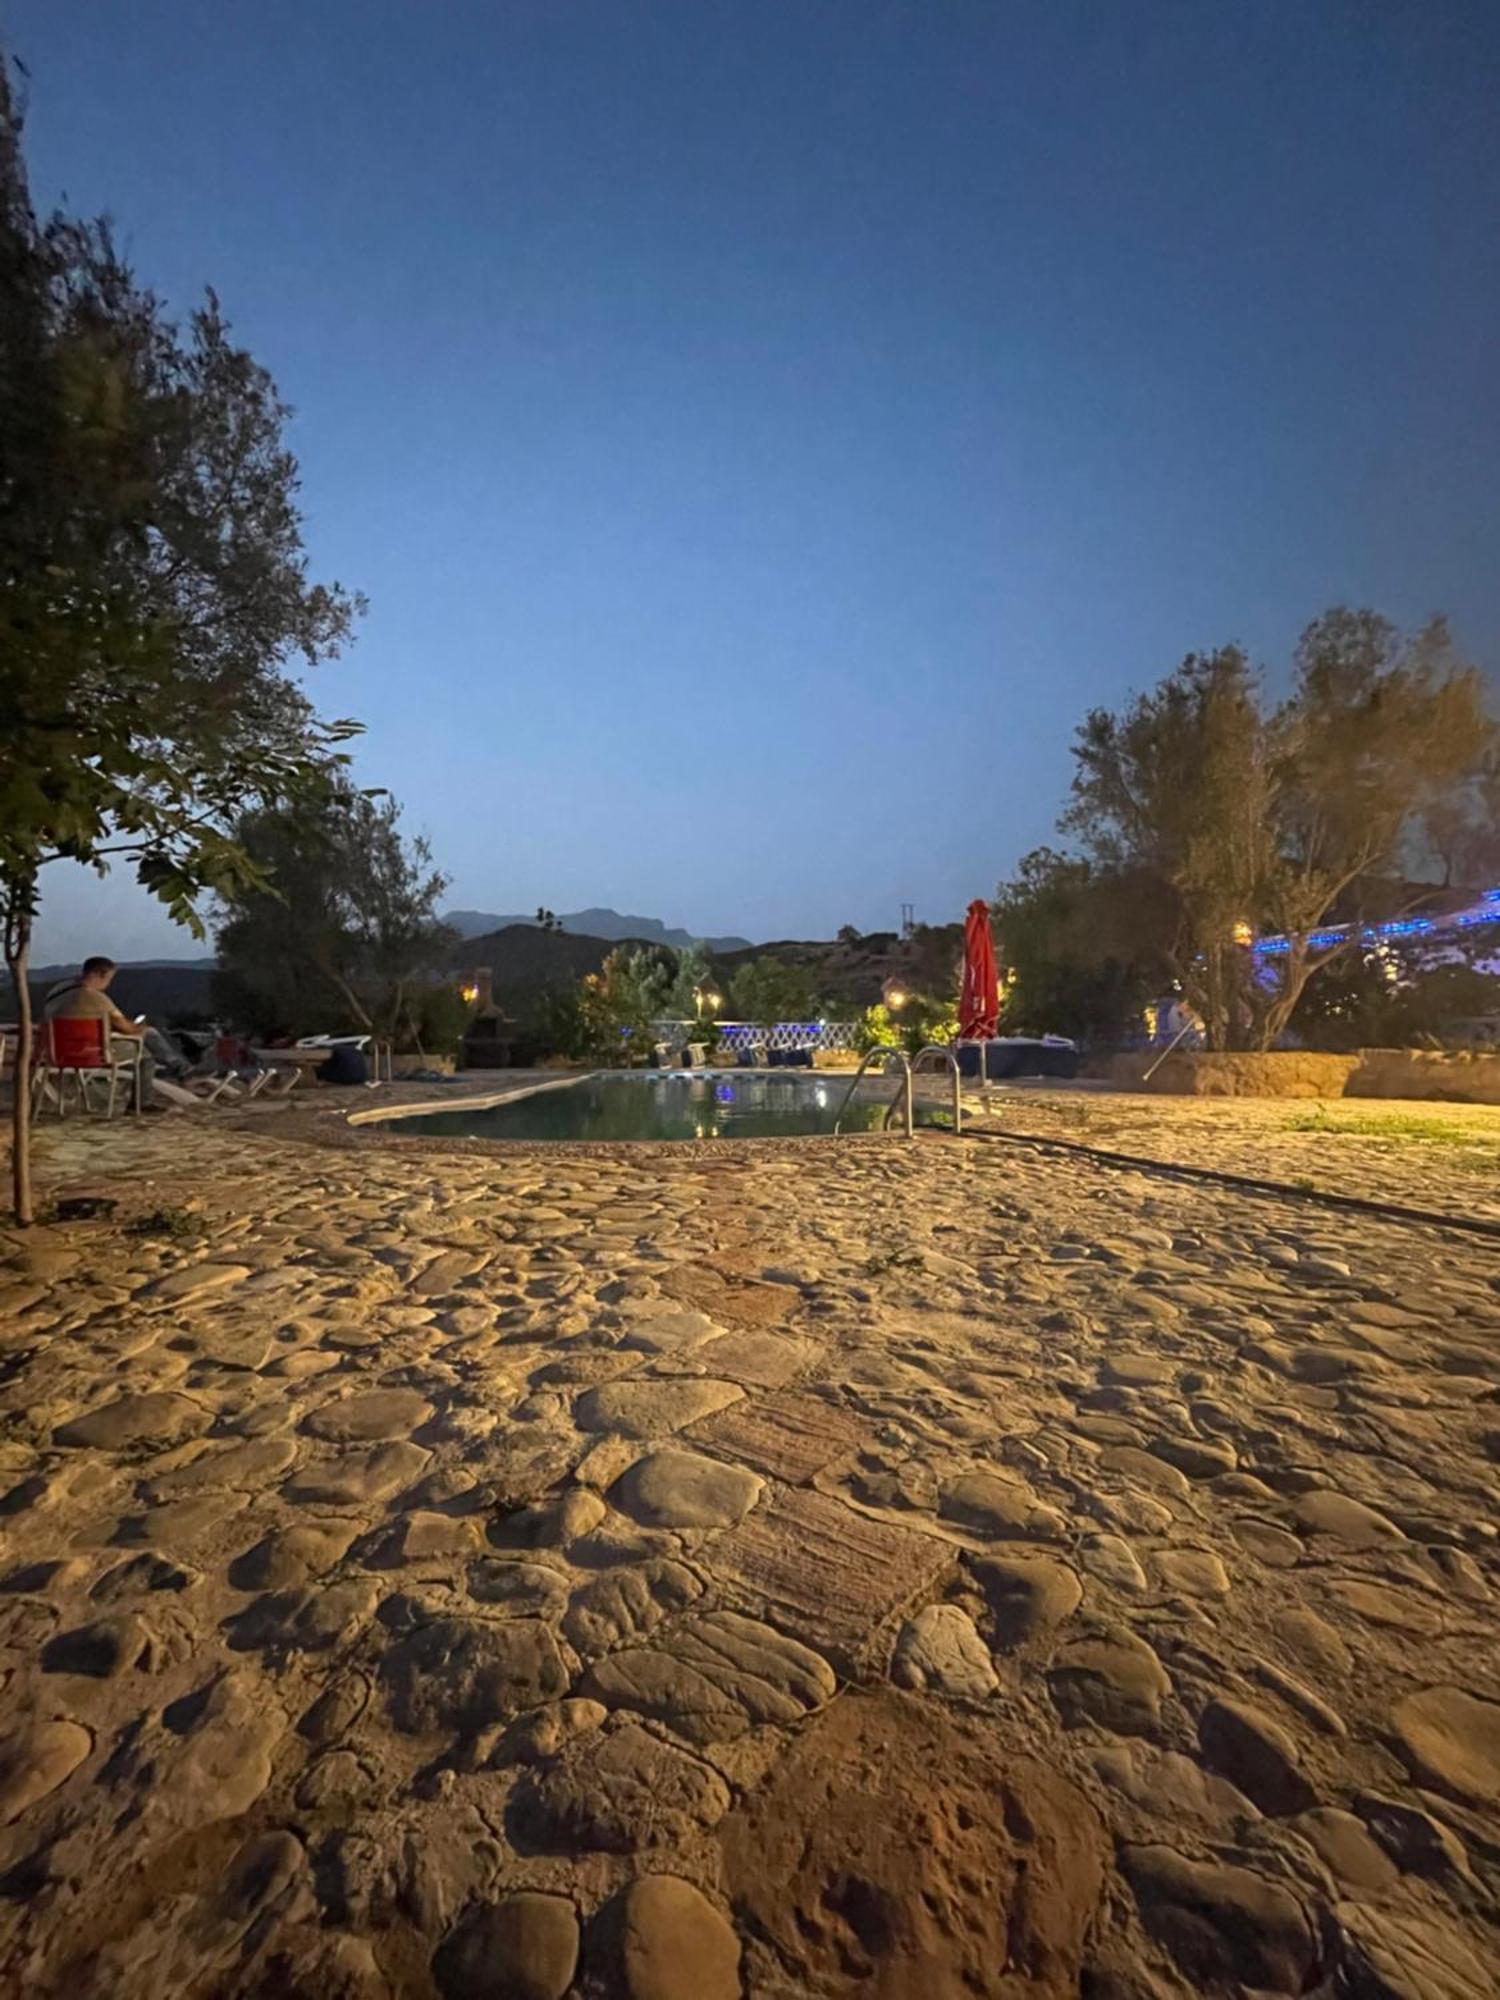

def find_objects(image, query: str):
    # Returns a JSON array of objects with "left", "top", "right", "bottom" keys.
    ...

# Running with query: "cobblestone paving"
[{"left": 0, "top": 1105, "right": 1497, "bottom": 1997}]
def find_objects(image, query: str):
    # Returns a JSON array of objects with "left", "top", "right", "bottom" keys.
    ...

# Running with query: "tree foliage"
[
  {"left": 1061, "top": 612, "right": 1497, "bottom": 1050},
  {"left": 214, "top": 784, "right": 453, "bottom": 1043},
  {"left": 994, "top": 847, "right": 1164, "bottom": 1043},
  {"left": 730, "top": 955, "right": 821, "bottom": 1023},
  {"left": 1292, "top": 944, "right": 1500, "bottom": 1051},
  {"left": 666, "top": 944, "right": 713, "bottom": 1017},
  {"left": 0, "top": 62, "right": 361, "bottom": 1217}
]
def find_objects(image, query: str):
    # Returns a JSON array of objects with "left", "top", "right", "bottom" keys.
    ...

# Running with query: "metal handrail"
[
  {"left": 910, "top": 1044, "right": 963, "bottom": 1134},
  {"left": 833, "top": 1048, "right": 913, "bottom": 1137}
]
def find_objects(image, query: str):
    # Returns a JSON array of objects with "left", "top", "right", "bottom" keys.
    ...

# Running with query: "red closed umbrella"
[{"left": 959, "top": 899, "right": 1000, "bottom": 1041}]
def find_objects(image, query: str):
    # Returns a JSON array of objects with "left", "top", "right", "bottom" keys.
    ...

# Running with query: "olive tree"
[
  {"left": 1063, "top": 612, "right": 1496, "bottom": 1050},
  {"left": 0, "top": 64, "right": 360, "bottom": 1219}
]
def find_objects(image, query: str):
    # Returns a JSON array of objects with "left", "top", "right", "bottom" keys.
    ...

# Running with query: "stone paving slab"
[
  {"left": 710, "top": 1484, "right": 957, "bottom": 1670},
  {"left": 686, "top": 1389, "right": 865, "bottom": 1485}
]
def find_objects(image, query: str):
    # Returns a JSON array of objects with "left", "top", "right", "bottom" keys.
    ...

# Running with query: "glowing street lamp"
[{"left": 886, "top": 986, "right": 908, "bottom": 1012}]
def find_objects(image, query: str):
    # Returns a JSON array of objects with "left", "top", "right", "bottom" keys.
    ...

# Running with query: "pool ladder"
[{"left": 833, "top": 1044, "right": 962, "bottom": 1138}]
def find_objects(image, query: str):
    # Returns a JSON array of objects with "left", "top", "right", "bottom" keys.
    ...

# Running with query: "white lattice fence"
[{"left": 650, "top": 1018, "right": 859, "bottom": 1054}]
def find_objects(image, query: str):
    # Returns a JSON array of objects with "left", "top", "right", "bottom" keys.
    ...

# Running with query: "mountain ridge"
[{"left": 443, "top": 907, "right": 752, "bottom": 952}]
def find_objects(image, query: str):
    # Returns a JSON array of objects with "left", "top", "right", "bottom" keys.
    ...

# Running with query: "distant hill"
[
  {"left": 445, "top": 924, "right": 665, "bottom": 1013},
  {"left": 444, "top": 907, "right": 751, "bottom": 953},
  {"left": 713, "top": 925, "right": 966, "bottom": 1012}
]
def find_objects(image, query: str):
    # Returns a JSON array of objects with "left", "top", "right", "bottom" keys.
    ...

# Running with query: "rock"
[
  {"left": 1121, "top": 1844, "right": 1315, "bottom": 1993},
  {"left": 1291, "top": 1807, "right": 1398, "bottom": 1893},
  {"left": 467, "top": 1560, "right": 570, "bottom": 1621},
  {"left": 1424, "top": 1547, "right": 1490, "bottom": 1602},
  {"left": 573, "top": 1378, "right": 742, "bottom": 1437},
  {"left": 1230, "top": 1518, "right": 1303, "bottom": 1567},
  {"left": 1291, "top": 1490, "right": 1406, "bottom": 1546},
  {"left": 971, "top": 1553, "right": 1082, "bottom": 1648},
  {"left": 143, "top": 1438, "right": 298, "bottom": 1498},
  {"left": 1249, "top": 1657, "right": 1347, "bottom": 1737},
  {"left": 1151, "top": 1548, "right": 1231, "bottom": 1597},
  {"left": 583, "top": 1610, "right": 836, "bottom": 1744},
  {"left": 1101, "top": 1353, "right": 1175, "bottom": 1387},
  {"left": 561, "top": 1559, "right": 704, "bottom": 1658},
  {"left": 380, "top": 1617, "right": 569, "bottom": 1736},
  {"left": 1089, "top": 1743, "right": 1259, "bottom": 1829},
  {"left": 41, "top": 1614, "right": 148, "bottom": 1678},
  {"left": 140, "top": 1261, "right": 251, "bottom": 1304},
  {"left": 1079, "top": 1533, "right": 1148, "bottom": 1594},
  {"left": 1099, "top": 1446, "right": 1191, "bottom": 1500},
  {"left": 610, "top": 1451, "right": 762, "bottom": 1530},
  {"left": 1389, "top": 1686, "right": 1500, "bottom": 1804},
  {"left": 90, "top": 1553, "right": 196, "bottom": 1602},
  {"left": 1326, "top": 1579, "right": 1443, "bottom": 1635},
  {"left": 619, "top": 1311, "right": 720, "bottom": 1355},
  {"left": 299, "top": 1674, "right": 372, "bottom": 1746},
  {"left": 892, "top": 1604, "right": 998, "bottom": 1698},
  {"left": 494, "top": 1488, "right": 606, "bottom": 1548},
  {"left": 691, "top": 1328, "right": 811, "bottom": 1387},
  {"left": 1335, "top": 1900, "right": 1496, "bottom": 2000},
  {"left": 283, "top": 1442, "right": 431, "bottom": 1505},
  {"left": 491, "top": 1699, "right": 607, "bottom": 1767},
  {"left": 227, "top": 1580, "right": 379, "bottom": 1654},
  {"left": 432, "top": 1892, "right": 579, "bottom": 2000},
  {"left": 938, "top": 1471, "right": 1066, "bottom": 1542},
  {"left": 364, "top": 1511, "right": 487, "bottom": 1565},
  {"left": 512, "top": 1722, "right": 730, "bottom": 1853},
  {"left": 1198, "top": 1698, "right": 1316, "bottom": 1815},
  {"left": 0, "top": 1718, "right": 92, "bottom": 1823},
  {"left": 229, "top": 1522, "right": 359, "bottom": 1591},
  {"left": 1147, "top": 1433, "right": 1237, "bottom": 1480},
  {"left": 117, "top": 1491, "right": 252, "bottom": 1550},
  {"left": 1048, "top": 1628, "right": 1170, "bottom": 1734},
  {"left": 1272, "top": 1605, "right": 1352, "bottom": 1674},
  {"left": 53, "top": 1391, "right": 212, "bottom": 1451},
  {"left": 618, "top": 1875, "right": 741, "bottom": 2000},
  {"left": 297, "top": 1749, "right": 377, "bottom": 1812},
  {"left": 158, "top": 1669, "right": 285, "bottom": 1828},
  {"left": 575, "top": 1434, "right": 647, "bottom": 1491},
  {"left": 1354, "top": 1793, "right": 1474, "bottom": 1885},
  {"left": 304, "top": 1389, "right": 434, "bottom": 1442}
]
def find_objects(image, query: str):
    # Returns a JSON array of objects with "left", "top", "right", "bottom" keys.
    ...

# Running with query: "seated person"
[{"left": 43, "top": 957, "right": 188, "bottom": 1092}]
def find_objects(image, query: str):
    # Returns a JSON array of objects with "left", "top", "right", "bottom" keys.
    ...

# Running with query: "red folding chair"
[{"left": 32, "top": 1017, "right": 142, "bottom": 1118}]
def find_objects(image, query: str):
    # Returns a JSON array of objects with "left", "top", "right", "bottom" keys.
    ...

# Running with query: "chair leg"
[{"left": 108, "top": 1067, "right": 117, "bottom": 1119}]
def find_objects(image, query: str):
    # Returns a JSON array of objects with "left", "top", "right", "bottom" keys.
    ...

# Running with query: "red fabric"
[
  {"left": 41, "top": 1017, "right": 110, "bottom": 1068},
  {"left": 959, "top": 898, "right": 1000, "bottom": 1040}
]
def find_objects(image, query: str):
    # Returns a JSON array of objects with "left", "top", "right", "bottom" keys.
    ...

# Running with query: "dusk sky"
[{"left": 8, "top": 0, "right": 1499, "bottom": 962}]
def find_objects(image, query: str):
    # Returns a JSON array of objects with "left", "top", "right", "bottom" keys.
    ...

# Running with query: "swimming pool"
[{"left": 370, "top": 1070, "right": 917, "bottom": 1142}]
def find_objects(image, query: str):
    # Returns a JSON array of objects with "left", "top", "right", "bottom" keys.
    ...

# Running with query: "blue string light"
[{"left": 1252, "top": 888, "right": 1500, "bottom": 957}]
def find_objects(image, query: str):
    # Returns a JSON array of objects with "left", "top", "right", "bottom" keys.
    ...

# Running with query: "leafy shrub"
[{"left": 855, "top": 1005, "right": 901, "bottom": 1053}]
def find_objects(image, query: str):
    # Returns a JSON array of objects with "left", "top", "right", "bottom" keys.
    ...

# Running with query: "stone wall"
[
  {"left": 1348, "top": 1048, "right": 1500, "bottom": 1105},
  {"left": 1107, "top": 1052, "right": 1360, "bottom": 1098},
  {"left": 1106, "top": 1047, "right": 1500, "bottom": 1101}
]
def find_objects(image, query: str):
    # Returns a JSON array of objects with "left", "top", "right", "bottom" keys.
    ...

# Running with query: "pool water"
[{"left": 381, "top": 1071, "right": 913, "bottom": 1142}]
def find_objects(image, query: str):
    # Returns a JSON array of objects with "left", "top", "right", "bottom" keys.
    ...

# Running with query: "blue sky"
[{"left": 8, "top": 0, "right": 1499, "bottom": 961}]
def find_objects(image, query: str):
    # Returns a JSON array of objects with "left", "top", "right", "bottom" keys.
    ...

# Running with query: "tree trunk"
[{"left": 4, "top": 908, "right": 34, "bottom": 1227}]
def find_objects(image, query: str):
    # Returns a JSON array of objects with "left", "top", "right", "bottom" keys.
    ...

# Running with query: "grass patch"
[{"left": 1285, "top": 1105, "right": 1500, "bottom": 1149}]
